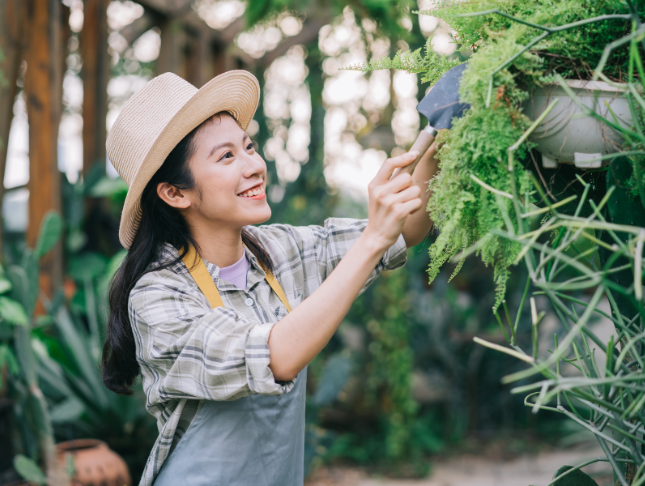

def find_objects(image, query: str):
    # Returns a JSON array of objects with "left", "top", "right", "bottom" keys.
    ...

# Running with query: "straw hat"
[{"left": 106, "top": 70, "right": 260, "bottom": 249}]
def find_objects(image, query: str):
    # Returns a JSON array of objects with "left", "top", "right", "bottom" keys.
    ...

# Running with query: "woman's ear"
[{"left": 157, "top": 182, "right": 191, "bottom": 209}]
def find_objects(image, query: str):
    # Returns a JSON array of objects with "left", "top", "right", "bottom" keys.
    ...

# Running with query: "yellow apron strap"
[
  {"left": 182, "top": 246, "right": 225, "bottom": 309},
  {"left": 181, "top": 245, "right": 291, "bottom": 312},
  {"left": 263, "top": 270, "right": 292, "bottom": 313}
]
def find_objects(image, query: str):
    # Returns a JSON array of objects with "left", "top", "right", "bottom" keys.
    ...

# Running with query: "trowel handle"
[{"left": 399, "top": 125, "right": 437, "bottom": 176}]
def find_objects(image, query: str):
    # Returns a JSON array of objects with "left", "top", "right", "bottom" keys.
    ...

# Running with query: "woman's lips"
[{"left": 237, "top": 185, "right": 266, "bottom": 200}]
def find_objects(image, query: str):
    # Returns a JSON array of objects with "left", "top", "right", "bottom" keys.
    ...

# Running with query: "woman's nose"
[{"left": 241, "top": 152, "right": 265, "bottom": 178}]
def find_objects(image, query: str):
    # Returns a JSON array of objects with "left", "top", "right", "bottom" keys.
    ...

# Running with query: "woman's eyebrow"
[
  {"left": 208, "top": 142, "right": 234, "bottom": 158},
  {"left": 208, "top": 133, "right": 251, "bottom": 159}
]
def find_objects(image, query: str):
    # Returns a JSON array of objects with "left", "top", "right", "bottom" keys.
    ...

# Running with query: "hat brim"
[{"left": 118, "top": 70, "right": 260, "bottom": 249}]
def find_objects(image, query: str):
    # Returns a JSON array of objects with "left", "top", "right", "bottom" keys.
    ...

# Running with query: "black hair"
[{"left": 102, "top": 113, "right": 272, "bottom": 395}]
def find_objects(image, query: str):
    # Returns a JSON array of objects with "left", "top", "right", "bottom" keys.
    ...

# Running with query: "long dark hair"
[{"left": 102, "top": 113, "right": 273, "bottom": 395}]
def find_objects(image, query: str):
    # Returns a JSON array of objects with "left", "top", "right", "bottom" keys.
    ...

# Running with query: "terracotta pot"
[{"left": 56, "top": 439, "right": 131, "bottom": 486}]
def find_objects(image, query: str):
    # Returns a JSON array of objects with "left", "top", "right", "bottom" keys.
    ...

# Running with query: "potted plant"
[{"left": 353, "top": 0, "right": 645, "bottom": 483}]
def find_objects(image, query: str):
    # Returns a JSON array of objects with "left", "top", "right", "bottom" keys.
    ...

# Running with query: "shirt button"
[{"left": 245, "top": 298, "right": 254, "bottom": 307}]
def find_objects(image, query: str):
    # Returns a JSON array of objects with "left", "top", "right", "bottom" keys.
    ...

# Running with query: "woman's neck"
[{"left": 191, "top": 223, "right": 244, "bottom": 268}]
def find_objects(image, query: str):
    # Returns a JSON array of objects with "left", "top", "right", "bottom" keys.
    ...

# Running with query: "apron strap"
[{"left": 181, "top": 245, "right": 291, "bottom": 312}]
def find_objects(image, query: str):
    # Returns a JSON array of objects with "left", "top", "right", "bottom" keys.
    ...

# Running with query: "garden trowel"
[{"left": 398, "top": 62, "right": 470, "bottom": 175}]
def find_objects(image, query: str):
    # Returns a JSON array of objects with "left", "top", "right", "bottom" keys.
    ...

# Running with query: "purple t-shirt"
[{"left": 218, "top": 252, "right": 249, "bottom": 290}]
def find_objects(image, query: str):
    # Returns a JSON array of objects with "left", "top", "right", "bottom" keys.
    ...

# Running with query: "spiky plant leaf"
[{"left": 35, "top": 210, "right": 63, "bottom": 259}]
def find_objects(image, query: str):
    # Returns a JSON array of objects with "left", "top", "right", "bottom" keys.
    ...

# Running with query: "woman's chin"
[{"left": 243, "top": 205, "right": 271, "bottom": 226}]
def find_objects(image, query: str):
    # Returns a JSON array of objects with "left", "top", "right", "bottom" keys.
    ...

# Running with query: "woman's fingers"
[
  {"left": 385, "top": 185, "right": 421, "bottom": 205},
  {"left": 397, "top": 197, "right": 423, "bottom": 217},
  {"left": 381, "top": 171, "right": 414, "bottom": 195},
  {"left": 371, "top": 151, "right": 418, "bottom": 186}
]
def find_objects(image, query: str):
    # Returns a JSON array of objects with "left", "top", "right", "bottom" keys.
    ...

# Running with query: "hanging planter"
[{"left": 523, "top": 80, "right": 633, "bottom": 169}]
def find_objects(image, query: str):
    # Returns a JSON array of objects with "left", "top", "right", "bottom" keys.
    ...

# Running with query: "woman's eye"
[
  {"left": 219, "top": 151, "right": 234, "bottom": 161},
  {"left": 247, "top": 141, "right": 257, "bottom": 151}
]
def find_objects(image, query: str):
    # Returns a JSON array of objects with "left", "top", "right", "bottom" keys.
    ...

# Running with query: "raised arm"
[{"left": 268, "top": 151, "right": 422, "bottom": 381}]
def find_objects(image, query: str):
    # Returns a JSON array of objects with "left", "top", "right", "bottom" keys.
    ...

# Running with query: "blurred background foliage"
[{"left": 0, "top": 0, "right": 590, "bottom": 484}]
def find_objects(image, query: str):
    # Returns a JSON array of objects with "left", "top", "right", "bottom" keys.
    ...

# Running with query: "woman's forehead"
[{"left": 196, "top": 114, "right": 244, "bottom": 141}]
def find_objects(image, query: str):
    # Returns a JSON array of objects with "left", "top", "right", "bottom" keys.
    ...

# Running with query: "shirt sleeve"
[
  {"left": 129, "top": 272, "right": 294, "bottom": 405},
  {"left": 255, "top": 217, "right": 408, "bottom": 296}
]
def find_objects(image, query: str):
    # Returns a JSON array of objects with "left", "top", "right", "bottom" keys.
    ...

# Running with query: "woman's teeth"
[{"left": 239, "top": 186, "right": 264, "bottom": 197}]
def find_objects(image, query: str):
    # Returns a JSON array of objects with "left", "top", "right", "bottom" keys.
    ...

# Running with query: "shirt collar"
[{"left": 161, "top": 242, "right": 267, "bottom": 292}]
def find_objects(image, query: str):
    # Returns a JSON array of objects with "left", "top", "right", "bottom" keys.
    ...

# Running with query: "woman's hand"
[
  {"left": 268, "top": 150, "right": 424, "bottom": 382},
  {"left": 364, "top": 151, "right": 423, "bottom": 251}
]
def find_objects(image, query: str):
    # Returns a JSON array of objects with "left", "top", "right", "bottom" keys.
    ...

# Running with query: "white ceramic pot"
[{"left": 523, "top": 80, "right": 632, "bottom": 169}]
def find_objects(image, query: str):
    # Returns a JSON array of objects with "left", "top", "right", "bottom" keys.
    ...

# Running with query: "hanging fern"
[
  {"left": 349, "top": 0, "right": 637, "bottom": 308},
  {"left": 344, "top": 37, "right": 462, "bottom": 85}
]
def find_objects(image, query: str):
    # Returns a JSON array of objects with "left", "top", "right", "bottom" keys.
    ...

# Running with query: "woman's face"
[{"left": 181, "top": 114, "right": 271, "bottom": 229}]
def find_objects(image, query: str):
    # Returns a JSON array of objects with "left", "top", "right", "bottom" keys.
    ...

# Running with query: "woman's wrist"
[{"left": 356, "top": 229, "right": 390, "bottom": 262}]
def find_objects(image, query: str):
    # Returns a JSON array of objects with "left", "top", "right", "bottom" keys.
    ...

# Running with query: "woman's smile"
[{"left": 237, "top": 182, "right": 266, "bottom": 199}]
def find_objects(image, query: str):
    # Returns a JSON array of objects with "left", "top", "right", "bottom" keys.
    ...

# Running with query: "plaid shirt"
[{"left": 130, "top": 218, "right": 408, "bottom": 486}]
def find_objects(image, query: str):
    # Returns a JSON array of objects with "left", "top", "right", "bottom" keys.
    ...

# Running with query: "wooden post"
[
  {"left": 157, "top": 18, "right": 182, "bottom": 75},
  {"left": 23, "top": 0, "right": 66, "bottom": 294},
  {"left": 184, "top": 29, "right": 210, "bottom": 88},
  {"left": 0, "top": 0, "right": 25, "bottom": 256},
  {"left": 80, "top": 0, "right": 109, "bottom": 176}
]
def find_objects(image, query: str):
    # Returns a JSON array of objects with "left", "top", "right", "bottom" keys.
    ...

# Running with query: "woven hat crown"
[{"left": 105, "top": 70, "right": 260, "bottom": 249}]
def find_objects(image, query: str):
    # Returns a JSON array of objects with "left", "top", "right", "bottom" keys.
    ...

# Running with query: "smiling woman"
[{"left": 100, "top": 70, "right": 436, "bottom": 486}]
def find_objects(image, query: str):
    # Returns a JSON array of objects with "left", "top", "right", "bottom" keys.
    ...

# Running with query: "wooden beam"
[
  {"left": 24, "top": 0, "right": 66, "bottom": 293},
  {"left": 0, "top": 0, "right": 25, "bottom": 256},
  {"left": 81, "top": 0, "right": 109, "bottom": 176}
]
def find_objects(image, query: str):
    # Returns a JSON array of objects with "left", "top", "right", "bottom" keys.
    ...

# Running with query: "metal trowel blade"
[{"left": 417, "top": 63, "right": 471, "bottom": 130}]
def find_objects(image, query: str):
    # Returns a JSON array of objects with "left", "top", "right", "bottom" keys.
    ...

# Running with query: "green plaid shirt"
[{"left": 130, "top": 218, "right": 408, "bottom": 486}]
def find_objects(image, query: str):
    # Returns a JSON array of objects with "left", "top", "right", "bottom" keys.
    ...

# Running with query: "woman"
[{"left": 102, "top": 70, "right": 438, "bottom": 486}]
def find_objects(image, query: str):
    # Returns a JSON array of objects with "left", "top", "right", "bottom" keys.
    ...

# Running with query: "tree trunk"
[
  {"left": 23, "top": 0, "right": 66, "bottom": 298},
  {"left": 0, "top": 0, "right": 25, "bottom": 258},
  {"left": 80, "top": 0, "right": 109, "bottom": 176}
]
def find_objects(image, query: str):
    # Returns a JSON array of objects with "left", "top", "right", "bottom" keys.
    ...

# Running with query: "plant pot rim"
[{"left": 56, "top": 439, "right": 108, "bottom": 453}]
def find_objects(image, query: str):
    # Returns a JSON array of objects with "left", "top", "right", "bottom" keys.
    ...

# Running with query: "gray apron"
[
  {"left": 154, "top": 247, "right": 305, "bottom": 485},
  {"left": 154, "top": 368, "right": 306, "bottom": 486}
]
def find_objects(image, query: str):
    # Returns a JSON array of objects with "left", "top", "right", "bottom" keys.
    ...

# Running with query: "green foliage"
[
  {"left": 34, "top": 211, "right": 63, "bottom": 259},
  {"left": 2, "top": 212, "right": 70, "bottom": 483},
  {"left": 345, "top": 36, "right": 463, "bottom": 85},
  {"left": 0, "top": 296, "right": 29, "bottom": 326},
  {"left": 552, "top": 465, "right": 599, "bottom": 486},
  {"left": 460, "top": 30, "right": 645, "bottom": 483},
  {"left": 363, "top": 270, "right": 418, "bottom": 460},
  {"left": 355, "top": 0, "right": 640, "bottom": 306},
  {"left": 245, "top": 0, "right": 416, "bottom": 40},
  {"left": 13, "top": 454, "right": 46, "bottom": 485}
]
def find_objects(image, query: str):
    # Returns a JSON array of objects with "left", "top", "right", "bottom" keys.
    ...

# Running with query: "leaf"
[
  {"left": 312, "top": 354, "right": 353, "bottom": 407},
  {"left": 552, "top": 465, "right": 599, "bottom": 486},
  {"left": 68, "top": 253, "right": 107, "bottom": 282},
  {"left": 49, "top": 396, "right": 85, "bottom": 423},
  {"left": 35, "top": 210, "right": 63, "bottom": 259},
  {"left": 13, "top": 454, "right": 46, "bottom": 485},
  {"left": 8, "top": 249, "right": 40, "bottom": 316},
  {"left": 0, "top": 278, "right": 13, "bottom": 295},
  {"left": 88, "top": 176, "right": 128, "bottom": 197},
  {"left": 0, "top": 296, "right": 29, "bottom": 326}
]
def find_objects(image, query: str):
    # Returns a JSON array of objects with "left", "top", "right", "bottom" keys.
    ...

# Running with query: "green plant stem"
[
  {"left": 493, "top": 308, "right": 511, "bottom": 343},
  {"left": 514, "top": 276, "right": 531, "bottom": 338}
]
